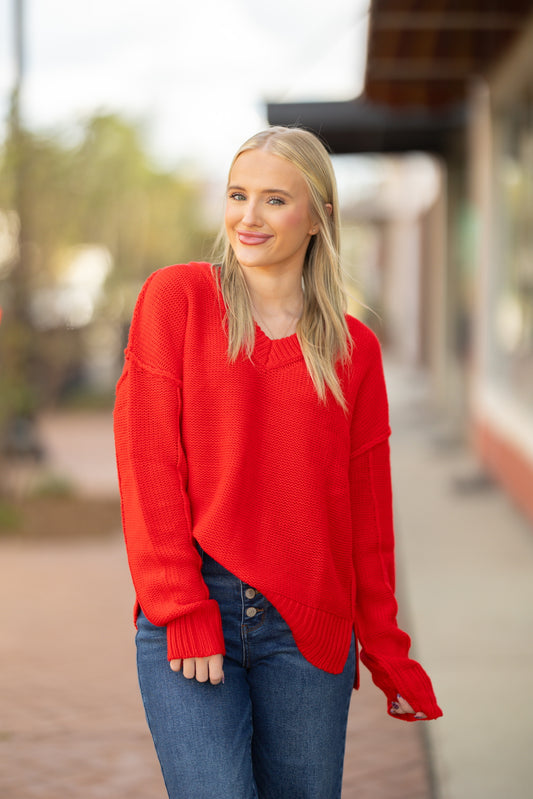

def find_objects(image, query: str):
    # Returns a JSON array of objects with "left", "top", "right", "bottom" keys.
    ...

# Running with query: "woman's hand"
[
  {"left": 170, "top": 654, "right": 224, "bottom": 685},
  {"left": 390, "top": 694, "right": 427, "bottom": 720}
]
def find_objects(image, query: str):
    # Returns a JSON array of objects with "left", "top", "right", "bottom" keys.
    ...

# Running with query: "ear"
[{"left": 310, "top": 203, "right": 333, "bottom": 235}]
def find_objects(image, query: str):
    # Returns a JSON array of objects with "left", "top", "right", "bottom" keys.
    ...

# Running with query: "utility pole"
[
  {"left": 11, "top": 0, "right": 24, "bottom": 122},
  {"left": 10, "top": 0, "right": 30, "bottom": 320},
  {"left": 0, "top": 0, "right": 43, "bottom": 463}
]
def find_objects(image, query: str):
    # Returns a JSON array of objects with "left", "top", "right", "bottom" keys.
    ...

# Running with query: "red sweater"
[{"left": 114, "top": 262, "right": 442, "bottom": 721}]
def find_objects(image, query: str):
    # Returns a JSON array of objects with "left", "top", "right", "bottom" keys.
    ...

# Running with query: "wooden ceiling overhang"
[
  {"left": 267, "top": 0, "right": 533, "bottom": 155},
  {"left": 365, "top": 0, "right": 527, "bottom": 108}
]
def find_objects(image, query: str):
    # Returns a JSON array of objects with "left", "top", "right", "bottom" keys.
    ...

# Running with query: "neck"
[
  {"left": 240, "top": 266, "right": 304, "bottom": 315},
  {"left": 240, "top": 266, "right": 304, "bottom": 340}
]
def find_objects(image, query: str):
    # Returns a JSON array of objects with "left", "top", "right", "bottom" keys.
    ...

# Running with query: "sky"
[{"left": 0, "top": 0, "right": 371, "bottom": 180}]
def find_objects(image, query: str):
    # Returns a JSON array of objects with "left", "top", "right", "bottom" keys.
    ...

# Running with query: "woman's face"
[{"left": 224, "top": 148, "right": 318, "bottom": 277}]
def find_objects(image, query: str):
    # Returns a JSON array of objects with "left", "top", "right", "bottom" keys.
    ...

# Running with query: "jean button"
[
  {"left": 245, "top": 588, "right": 256, "bottom": 599},
  {"left": 246, "top": 607, "right": 257, "bottom": 618}
]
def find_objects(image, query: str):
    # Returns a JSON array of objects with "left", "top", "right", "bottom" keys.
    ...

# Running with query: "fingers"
[
  {"left": 182, "top": 657, "right": 200, "bottom": 680},
  {"left": 207, "top": 654, "right": 224, "bottom": 685},
  {"left": 170, "top": 655, "right": 224, "bottom": 685},
  {"left": 394, "top": 695, "right": 415, "bottom": 714},
  {"left": 390, "top": 694, "right": 428, "bottom": 720}
]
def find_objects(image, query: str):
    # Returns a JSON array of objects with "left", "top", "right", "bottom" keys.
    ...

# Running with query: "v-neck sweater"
[{"left": 114, "top": 262, "right": 442, "bottom": 721}]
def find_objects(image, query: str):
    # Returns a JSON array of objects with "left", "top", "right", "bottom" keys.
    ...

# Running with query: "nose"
[{"left": 241, "top": 200, "right": 262, "bottom": 227}]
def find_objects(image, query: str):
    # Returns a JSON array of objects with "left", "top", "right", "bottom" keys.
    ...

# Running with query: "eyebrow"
[{"left": 227, "top": 184, "right": 293, "bottom": 198}]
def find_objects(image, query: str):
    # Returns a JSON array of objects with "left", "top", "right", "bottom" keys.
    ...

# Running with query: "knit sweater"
[{"left": 114, "top": 261, "right": 442, "bottom": 721}]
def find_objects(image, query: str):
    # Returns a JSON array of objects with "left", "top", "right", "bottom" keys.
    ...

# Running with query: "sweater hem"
[{"left": 266, "top": 589, "right": 354, "bottom": 674}]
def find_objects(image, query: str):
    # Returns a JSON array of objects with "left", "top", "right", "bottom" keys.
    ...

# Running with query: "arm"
[
  {"left": 349, "top": 329, "right": 442, "bottom": 721},
  {"left": 113, "top": 269, "right": 225, "bottom": 668},
  {"left": 350, "top": 440, "right": 441, "bottom": 720}
]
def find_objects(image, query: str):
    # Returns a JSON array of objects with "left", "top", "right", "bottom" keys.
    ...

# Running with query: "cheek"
[
  {"left": 224, "top": 205, "right": 237, "bottom": 235},
  {"left": 280, "top": 208, "right": 312, "bottom": 235}
]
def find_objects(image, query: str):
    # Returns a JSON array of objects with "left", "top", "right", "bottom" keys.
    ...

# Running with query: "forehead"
[{"left": 229, "top": 148, "right": 308, "bottom": 193}]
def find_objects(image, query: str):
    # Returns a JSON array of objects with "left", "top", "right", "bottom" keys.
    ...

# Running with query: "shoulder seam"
[
  {"left": 125, "top": 350, "right": 182, "bottom": 386},
  {"left": 350, "top": 429, "right": 391, "bottom": 459}
]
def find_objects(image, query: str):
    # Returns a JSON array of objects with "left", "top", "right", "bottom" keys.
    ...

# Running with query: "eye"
[
  {"left": 267, "top": 196, "right": 285, "bottom": 206},
  {"left": 228, "top": 192, "right": 246, "bottom": 201}
]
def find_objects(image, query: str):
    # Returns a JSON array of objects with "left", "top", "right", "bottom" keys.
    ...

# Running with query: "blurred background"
[{"left": 1, "top": 1, "right": 533, "bottom": 798}]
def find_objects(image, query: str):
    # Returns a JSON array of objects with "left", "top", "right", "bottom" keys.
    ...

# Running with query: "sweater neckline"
[
  {"left": 251, "top": 321, "right": 303, "bottom": 370},
  {"left": 205, "top": 263, "right": 303, "bottom": 371}
]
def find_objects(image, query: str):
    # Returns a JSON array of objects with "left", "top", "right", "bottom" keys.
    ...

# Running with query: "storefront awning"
[
  {"left": 266, "top": 99, "right": 466, "bottom": 156},
  {"left": 267, "top": 0, "right": 530, "bottom": 155},
  {"left": 363, "top": 0, "right": 527, "bottom": 109}
]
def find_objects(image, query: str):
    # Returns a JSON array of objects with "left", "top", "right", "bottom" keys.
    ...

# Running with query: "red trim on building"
[{"left": 473, "top": 421, "right": 533, "bottom": 525}]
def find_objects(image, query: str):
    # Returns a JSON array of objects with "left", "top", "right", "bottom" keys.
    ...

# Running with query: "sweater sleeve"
[
  {"left": 113, "top": 268, "right": 225, "bottom": 662},
  {"left": 349, "top": 334, "right": 442, "bottom": 721}
]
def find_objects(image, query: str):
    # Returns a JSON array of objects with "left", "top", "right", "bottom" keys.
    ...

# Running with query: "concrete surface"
[
  {"left": 1, "top": 408, "right": 430, "bottom": 799},
  {"left": 387, "top": 363, "right": 533, "bottom": 799},
  {"left": 4, "top": 361, "right": 531, "bottom": 798}
]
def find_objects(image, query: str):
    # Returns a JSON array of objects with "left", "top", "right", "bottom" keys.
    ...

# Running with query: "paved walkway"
[
  {"left": 4, "top": 365, "right": 532, "bottom": 798},
  {"left": 0, "top": 532, "right": 430, "bottom": 799},
  {"left": 5, "top": 368, "right": 531, "bottom": 798},
  {"left": 387, "top": 364, "right": 533, "bottom": 799},
  {"left": 0, "top": 536, "right": 166, "bottom": 799},
  {"left": 1, "top": 403, "right": 431, "bottom": 798}
]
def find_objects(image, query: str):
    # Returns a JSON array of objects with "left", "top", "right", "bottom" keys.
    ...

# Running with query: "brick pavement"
[{"left": 0, "top": 412, "right": 433, "bottom": 798}]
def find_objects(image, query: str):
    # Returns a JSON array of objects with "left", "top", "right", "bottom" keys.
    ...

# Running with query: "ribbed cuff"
[
  {"left": 166, "top": 600, "right": 226, "bottom": 660},
  {"left": 361, "top": 652, "right": 443, "bottom": 721}
]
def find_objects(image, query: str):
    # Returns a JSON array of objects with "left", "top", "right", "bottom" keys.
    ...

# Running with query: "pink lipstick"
[{"left": 237, "top": 232, "right": 272, "bottom": 245}]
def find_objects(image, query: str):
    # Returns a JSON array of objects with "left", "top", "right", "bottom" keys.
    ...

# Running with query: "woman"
[{"left": 114, "top": 126, "right": 442, "bottom": 799}]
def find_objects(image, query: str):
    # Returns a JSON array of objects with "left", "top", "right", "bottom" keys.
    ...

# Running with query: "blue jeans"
[{"left": 136, "top": 548, "right": 356, "bottom": 799}]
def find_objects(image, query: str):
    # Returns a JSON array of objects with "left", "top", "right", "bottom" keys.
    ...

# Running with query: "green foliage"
[
  {"left": 0, "top": 113, "right": 212, "bottom": 287},
  {"left": 0, "top": 112, "right": 215, "bottom": 478},
  {"left": 0, "top": 499, "right": 22, "bottom": 531},
  {"left": 31, "top": 473, "right": 74, "bottom": 498}
]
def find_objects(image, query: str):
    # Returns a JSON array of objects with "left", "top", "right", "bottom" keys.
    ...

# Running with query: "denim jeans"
[{"left": 136, "top": 548, "right": 356, "bottom": 799}]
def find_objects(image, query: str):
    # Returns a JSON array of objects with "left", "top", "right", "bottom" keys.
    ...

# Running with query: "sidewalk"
[
  {"left": 386, "top": 363, "right": 533, "bottom": 799},
  {"left": 4, "top": 366, "right": 532, "bottom": 798},
  {"left": 8, "top": 369, "right": 530, "bottom": 799},
  {"left": 1, "top": 407, "right": 431, "bottom": 798},
  {"left": 0, "top": 532, "right": 431, "bottom": 799}
]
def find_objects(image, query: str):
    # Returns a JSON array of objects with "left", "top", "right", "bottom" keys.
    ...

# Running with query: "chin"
[{"left": 233, "top": 250, "right": 268, "bottom": 269}]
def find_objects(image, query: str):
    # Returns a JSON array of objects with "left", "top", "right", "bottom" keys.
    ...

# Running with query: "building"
[{"left": 268, "top": 0, "right": 533, "bottom": 523}]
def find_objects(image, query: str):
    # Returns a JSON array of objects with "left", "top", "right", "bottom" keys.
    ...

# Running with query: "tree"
[{"left": 0, "top": 112, "right": 214, "bottom": 467}]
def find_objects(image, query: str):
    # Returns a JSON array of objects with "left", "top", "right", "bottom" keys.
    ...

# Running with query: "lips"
[{"left": 237, "top": 231, "right": 272, "bottom": 245}]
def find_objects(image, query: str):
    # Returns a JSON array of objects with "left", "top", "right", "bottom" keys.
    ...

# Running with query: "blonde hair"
[{"left": 214, "top": 126, "right": 351, "bottom": 410}]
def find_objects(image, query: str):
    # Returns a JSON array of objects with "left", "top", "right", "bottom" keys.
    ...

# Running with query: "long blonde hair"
[{"left": 214, "top": 126, "right": 351, "bottom": 410}]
